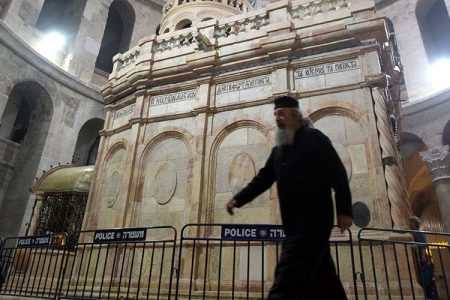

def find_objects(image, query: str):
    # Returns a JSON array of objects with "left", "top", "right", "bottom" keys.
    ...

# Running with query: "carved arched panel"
[
  {"left": 212, "top": 126, "right": 272, "bottom": 224},
  {"left": 97, "top": 147, "right": 127, "bottom": 228},
  {"left": 313, "top": 114, "right": 372, "bottom": 227},
  {"left": 139, "top": 137, "right": 190, "bottom": 229}
]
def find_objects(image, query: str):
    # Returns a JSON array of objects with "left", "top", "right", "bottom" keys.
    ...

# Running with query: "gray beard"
[{"left": 276, "top": 127, "right": 296, "bottom": 146}]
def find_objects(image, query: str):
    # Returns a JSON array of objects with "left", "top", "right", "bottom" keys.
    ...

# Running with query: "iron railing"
[
  {"left": 61, "top": 226, "right": 177, "bottom": 300},
  {"left": 174, "top": 223, "right": 357, "bottom": 299},
  {"left": 358, "top": 227, "right": 449, "bottom": 300},
  {"left": 0, "top": 233, "right": 69, "bottom": 299},
  {"left": 0, "top": 226, "right": 448, "bottom": 299}
]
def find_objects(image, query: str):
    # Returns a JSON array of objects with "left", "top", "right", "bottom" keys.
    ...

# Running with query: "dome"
[{"left": 160, "top": 0, "right": 253, "bottom": 34}]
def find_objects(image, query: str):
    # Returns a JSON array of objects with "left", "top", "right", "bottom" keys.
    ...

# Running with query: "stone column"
[
  {"left": 420, "top": 145, "right": 450, "bottom": 233},
  {"left": 366, "top": 74, "right": 411, "bottom": 229}
]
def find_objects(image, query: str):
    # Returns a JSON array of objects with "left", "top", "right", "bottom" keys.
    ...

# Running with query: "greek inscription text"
[
  {"left": 294, "top": 60, "right": 359, "bottom": 78},
  {"left": 216, "top": 75, "right": 271, "bottom": 94},
  {"left": 114, "top": 104, "right": 135, "bottom": 119},
  {"left": 150, "top": 90, "right": 197, "bottom": 106}
]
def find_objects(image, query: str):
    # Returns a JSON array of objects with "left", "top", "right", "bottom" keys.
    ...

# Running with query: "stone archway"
[
  {"left": 72, "top": 118, "right": 104, "bottom": 166},
  {"left": 95, "top": 0, "right": 135, "bottom": 73},
  {"left": 0, "top": 81, "right": 53, "bottom": 237},
  {"left": 207, "top": 120, "right": 273, "bottom": 225},
  {"left": 416, "top": 0, "right": 450, "bottom": 63}
]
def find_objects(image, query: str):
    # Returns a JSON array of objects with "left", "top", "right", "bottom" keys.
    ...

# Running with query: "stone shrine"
[
  {"left": 87, "top": 0, "right": 409, "bottom": 232},
  {"left": 77, "top": 0, "right": 412, "bottom": 296}
]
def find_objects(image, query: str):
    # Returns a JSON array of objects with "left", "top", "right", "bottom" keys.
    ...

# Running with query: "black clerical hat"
[{"left": 274, "top": 96, "right": 299, "bottom": 110}]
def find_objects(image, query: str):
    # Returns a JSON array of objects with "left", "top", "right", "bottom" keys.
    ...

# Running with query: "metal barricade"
[
  {"left": 358, "top": 227, "right": 450, "bottom": 300},
  {"left": 175, "top": 224, "right": 357, "bottom": 299},
  {"left": 61, "top": 226, "right": 177, "bottom": 300},
  {"left": 0, "top": 233, "right": 69, "bottom": 299}
]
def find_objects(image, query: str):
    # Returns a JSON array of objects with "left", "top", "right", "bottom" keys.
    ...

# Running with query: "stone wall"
[
  {"left": 0, "top": 21, "right": 104, "bottom": 237},
  {"left": 403, "top": 88, "right": 450, "bottom": 148},
  {"left": 1, "top": 0, "right": 163, "bottom": 84}
]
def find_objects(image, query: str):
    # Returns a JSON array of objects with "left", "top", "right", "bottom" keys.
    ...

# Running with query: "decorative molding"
[
  {"left": 420, "top": 145, "right": 450, "bottom": 181},
  {"left": 120, "top": 50, "right": 141, "bottom": 69},
  {"left": 214, "top": 13, "right": 269, "bottom": 38},
  {"left": 156, "top": 32, "right": 197, "bottom": 52},
  {"left": 290, "top": 0, "right": 352, "bottom": 21}
]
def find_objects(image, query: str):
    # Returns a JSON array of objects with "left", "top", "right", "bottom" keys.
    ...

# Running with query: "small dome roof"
[{"left": 33, "top": 165, "right": 95, "bottom": 194}]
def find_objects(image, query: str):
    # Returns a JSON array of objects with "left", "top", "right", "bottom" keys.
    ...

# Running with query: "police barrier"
[
  {"left": 174, "top": 224, "right": 357, "bottom": 299},
  {"left": 358, "top": 228, "right": 450, "bottom": 300},
  {"left": 61, "top": 226, "right": 177, "bottom": 299},
  {"left": 0, "top": 233, "right": 69, "bottom": 299},
  {"left": 1, "top": 225, "right": 447, "bottom": 299}
]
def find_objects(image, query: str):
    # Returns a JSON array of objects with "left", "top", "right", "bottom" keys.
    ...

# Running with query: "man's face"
[
  {"left": 409, "top": 219, "right": 420, "bottom": 230},
  {"left": 274, "top": 108, "right": 298, "bottom": 129}
]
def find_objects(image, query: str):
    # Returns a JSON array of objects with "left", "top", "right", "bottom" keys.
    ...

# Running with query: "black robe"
[{"left": 234, "top": 125, "right": 352, "bottom": 299}]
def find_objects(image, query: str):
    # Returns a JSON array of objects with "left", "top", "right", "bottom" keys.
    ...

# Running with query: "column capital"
[{"left": 420, "top": 145, "right": 450, "bottom": 181}]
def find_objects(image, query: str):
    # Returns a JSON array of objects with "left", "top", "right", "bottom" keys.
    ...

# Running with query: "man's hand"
[
  {"left": 226, "top": 199, "right": 238, "bottom": 215},
  {"left": 337, "top": 215, "right": 353, "bottom": 233}
]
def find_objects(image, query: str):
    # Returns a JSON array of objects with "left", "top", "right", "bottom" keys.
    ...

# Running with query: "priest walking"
[{"left": 226, "top": 96, "right": 353, "bottom": 299}]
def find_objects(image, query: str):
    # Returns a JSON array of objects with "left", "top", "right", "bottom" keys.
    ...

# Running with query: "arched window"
[
  {"left": 72, "top": 118, "right": 104, "bottom": 166},
  {"left": 416, "top": 0, "right": 450, "bottom": 63},
  {"left": 0, "top": 82, "right": 53, "bottom": 237},
  {"left": 175, "top": 19, "right": 192, "bottom": 31},
  {"left": 95, "top": 0, "right": 135, "bottom": 73},
  {"left": 35, "top": 0, "right": 86, "bottom": 42},
  {"left": 0, "top": 93, "right": 30, "bottom": 144}
]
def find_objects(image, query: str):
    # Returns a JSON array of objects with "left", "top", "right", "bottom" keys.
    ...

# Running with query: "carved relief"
[
  {"left": 212, "top": 125, "right": 271, "bottom": 224},
  {"left": 143, "top": 161, "right": 177, "bottom": 205},
  {"left": 229, "top": 153, "right": 256, "bottom": 195},
  {"left": 141, "top": 137, "right": 189, "bottom": 208}
]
